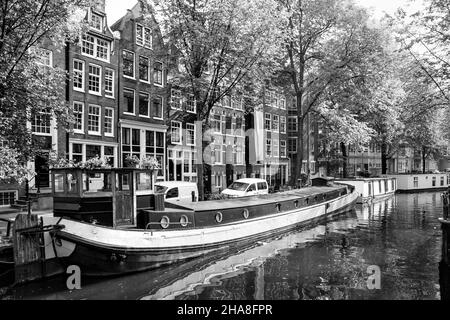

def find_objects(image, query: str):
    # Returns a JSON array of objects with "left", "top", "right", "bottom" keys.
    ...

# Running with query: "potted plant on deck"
[{"left": 124, "top": 155, "right": 140, "bottom": 168}]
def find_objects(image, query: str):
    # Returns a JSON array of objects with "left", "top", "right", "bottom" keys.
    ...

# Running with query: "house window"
[
  {"left": 73, "top": 101, "right": 84, "bottom": 133},
  {"left": 266, "top": 139, "right": 272, "bottom": 157},
  {"left": 90, "top": 12, "right": 103, "bottom": 31},
  {"left": 123, "top": 89, "right": 135, "bottom": 114},
  {"left": 279, "top": 97, "right": 286, "bottom": 109},
  {"left": 73, "top": 60, "right": 84, "bottom": 91},
  {"left": 288, "top": 138, "right": 297, "bottom": 153},
  {"left": 136, "top": 24, "right": 152, "bottom": 48},
  {"left": 33, "top": 47, "right": 52, "bottom": 66},
  {"left": 139, "top": 56, "right": 149, "bottom": 82},
  {"left": 104, "top": 146, "right": 115, "bottom": 166},
  {"left": 123, "top": 50, "right": 135, "bottom": 78},
  {"left": 81, "top": 35, "right": 95, "bottom": 56},
  {"left": 153, "top": 61, "right": 163, "bottom": 86},
  {"left": 186, "top": 123, "right": 195, "bottom": 146},
  {"left": 212, "top": 115, "right": 221, "bottom": 133},
  {"left": 273, "top": 139, "right": 279, "bottom": 157},
  {"left": 265, "top": 113, "right": 271, "bottom": 131},
  {"left": 280, "top": 116, "right": 286, "bottom": 133},
  {"left": 171, "top": 121, "right": 181, "bottom": 144},
  {"left": 81, "top": 35, "right": 110, "bottom": 62},
  {"left": 170, "top": 89, "right": 182, "bottom": 110},
  {"left": 88, "top": 105, "right": 100, "bottom": 135},
  {"left": 121, "top": 128, "right": 141, "bottom": 162},
  {"left": 104, "top": 68, "right": 114, "bottom": 97},
  {"left": 136, "top": 24, "right": 144, "bottom": 46},
  {"left": 88, "top": 64, "right": 101, "bottom": 94},
  {"left": 280, "top": 140, "right": 286, "bottom": 157},
  {"left": 186, "top": 94, "right": 196, "bottom": 113},
  {"left": 31, "top": 108, "right": 51, "bottom": 135},
  {"left": 288, "top": 116, "right": 298, "bottom": 132},
  {"left": 96, "top": 38, "right": 109, "bottom": 61},
  {"left": 222, "top": 95, "right": 231, "bottom": 108},
  {"left": 72, "top": 143, "right": 83, "bottom": 163},
  {"left": 0, "top": 190, "right": 17, "bottom": 207},
  {"left": 139, "top": 92, "right": 150, "bottom": 117},
  {"left": 152, "top": 96, "right": 163, "bottom": 119},
  {"left": 104, "top": 108, "right": 113, "bottom": 136},
  {"left": 272, "top": 114, "right": 279, "bottom": 132}
]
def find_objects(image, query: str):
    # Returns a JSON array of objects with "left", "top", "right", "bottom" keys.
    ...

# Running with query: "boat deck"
[{"left": 178, "top": 186, "right": 346, "bottom": 211}]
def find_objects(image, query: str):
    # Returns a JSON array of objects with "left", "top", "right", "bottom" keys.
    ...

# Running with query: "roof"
[
  {"left": 233, "top": 178, "right": 267, "bottom": 184},
  {"left": 155, "top": 181, "right": 197, "bottom": 188}
]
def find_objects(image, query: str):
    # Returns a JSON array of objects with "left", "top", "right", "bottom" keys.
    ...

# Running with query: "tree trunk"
[
  {"left": 340, "top": 142, "right": 347, "bottom": 178},
  {"left": 422, "top": 146, "right": 426, "bottom": 173},
  {"left": 381, "top": 142, "right": 388, "bottom": 175},
  {"left": 296, "top": 111, "right": 304, "bottom": 186}
]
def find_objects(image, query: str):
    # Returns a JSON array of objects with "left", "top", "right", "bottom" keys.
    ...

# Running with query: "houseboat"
[
  {"left": 35, "top": 167, "right": 358, "bottom": 276},
  {"left": 334, "top": 177, "right": 397, "bottom": 203},
  {"left": 388, "top": 173, "right": 450, "bottom": 192}
]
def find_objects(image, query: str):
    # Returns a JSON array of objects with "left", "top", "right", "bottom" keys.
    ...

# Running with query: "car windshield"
[
  {"left": 228, "top": 182, "right": 249, "bottom": 191},
  {"left": 155, "top": 185, "right": 168, "bottom": 194}
]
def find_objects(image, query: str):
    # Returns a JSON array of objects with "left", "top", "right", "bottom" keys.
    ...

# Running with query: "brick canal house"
[
  {"left": 246, "top": 86, "right": 290, "bottom": 189},
  {"left": 111, "top": 3, "right": 168, "bottom": 180}
]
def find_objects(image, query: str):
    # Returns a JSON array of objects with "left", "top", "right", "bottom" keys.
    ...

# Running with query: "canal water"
[{"left": 0, "top": 192, "right": 445, "bottom": 300}]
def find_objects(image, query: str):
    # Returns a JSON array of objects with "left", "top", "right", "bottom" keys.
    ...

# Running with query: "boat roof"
[{"left": 179, "top": 186, "right": 346, "bottom": 211}]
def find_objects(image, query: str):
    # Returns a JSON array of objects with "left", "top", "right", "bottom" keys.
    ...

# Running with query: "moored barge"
[{"left": 38, "top": 168, "right": 358, "bottom": 276}]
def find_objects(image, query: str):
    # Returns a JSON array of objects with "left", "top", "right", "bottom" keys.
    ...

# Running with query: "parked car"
[
  {"left": 154, "top": 181, "right": 198, "bottom": 203},
  {"left": 221, "top": 178, "right": 269, "bottom": 198}
]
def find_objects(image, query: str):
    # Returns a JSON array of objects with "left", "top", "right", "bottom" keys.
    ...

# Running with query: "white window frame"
[
  {"left": 104, "top": 68, "right": 114, "bottom": 98},
  {"left": 138, "top": 55, "right": 150, "bottom": 83},
  {"left": 32, "top": 47, "right": 52, "bottom": 66},
  {"left": 31, "top": 108, "right": 52, "bottom": 136},
  {"left": 123, "top": 50, "right": 135, "bottom": 79},
  {"left": 90, "top": 12, "right": 104, "bottom": 32},
  {"left": 265, "top": 113, "right": 271, "bottom": 131},
  {"left": 152, "top": 96, "right": 164, "bottom": 120},
  {"left": 73, "top": 59, "right": 85, "bottom": 92},
  {"left": 288, "top": 137, "right": 297, "bottom": 153},
  {"left": 153, "top": 61, "right": 164, "bottom": 87},
  {"left": 170, "top": 89, "right": 182, "bottom": 110},
  {"left": 272, "top": 114, "right": 279, "bottom": 132},
  {"left": 273, "top": 139, "right": 279, "bottom": 157},
  {"left": 136, "top": 24, "right": 144, "bottom": 46},
  {"left": 138, "top": 92, "right": 150, "bottom": 118},
  {"left": 88, "top": 63, "right": 102, "bottom": 96},
  {"left": 73, "top": 101, "right": 84, "bottom": 134},
  {"left": 87, "top": 104, "right": 101, "bottom": 136},
  {"left": 104, "top": 107, "right": 114, "bottom": 137},
  {"left": 136, "top": 23, "right": 152, "bottom": 48},
  {"left": 171, "top": 121, "right": 182, "bottom": 145},
  {"left": 81, "top": 34, "right": 110, "bottom": 63},
  {"left": 123, "top": 88, "right": 135, "bottom": 115},
  {"left": 280, "top": 116, "right": 286, "bottom": 134},
  {"left": 186, "top": 123, "right": 195, "bottom": 146},
  {"left": 186, "top": 94, "right": 196, "bottom": 113},
  {"left": 280, "top": 140, "right": 287, "bottom": 157},
  {"left": 266, "top": 139, "right": 272, "bottom": 157}
]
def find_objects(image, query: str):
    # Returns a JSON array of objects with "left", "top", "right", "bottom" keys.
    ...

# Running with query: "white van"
[
  {"left": 154, "top": 181, "right": 199, "bottom": 203},
  {"left": 221, "top": 178, "right": 269, "bottom": 198}
]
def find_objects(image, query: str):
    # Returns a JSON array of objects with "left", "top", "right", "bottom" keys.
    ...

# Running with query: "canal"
[{"left": 0, "top": 191, "right": 446, "bottom": 300}]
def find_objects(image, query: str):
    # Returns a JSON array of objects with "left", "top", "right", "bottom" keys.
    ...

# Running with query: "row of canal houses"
[{"left": 0, "top": 1, "right": 298, "bottom": 208}]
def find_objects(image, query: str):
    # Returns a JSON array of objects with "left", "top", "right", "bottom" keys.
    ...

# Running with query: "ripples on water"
[{"left": 1, "top": 192, "right": 445, "bottom": 300}]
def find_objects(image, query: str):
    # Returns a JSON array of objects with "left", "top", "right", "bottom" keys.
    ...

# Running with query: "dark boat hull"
[{"left": 56, "top": 199, "right": 356, "bottom": 276}]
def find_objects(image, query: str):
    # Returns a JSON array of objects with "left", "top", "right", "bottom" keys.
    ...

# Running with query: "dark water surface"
[{"left": 1, "top": 192, "right": 445, "bottom": 300}]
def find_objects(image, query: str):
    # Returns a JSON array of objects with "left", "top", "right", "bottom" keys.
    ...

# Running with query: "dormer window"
[
  {"left": 136, "top": 23, "right": 152, "bottom": 48},
  {"left": 91, "top": 12, "right": 104, "bottom": 31}
]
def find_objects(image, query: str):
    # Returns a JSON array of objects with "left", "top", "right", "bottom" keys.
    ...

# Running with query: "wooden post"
[{"left": 12, "top": 213, "right": 44, "bottom": 284}]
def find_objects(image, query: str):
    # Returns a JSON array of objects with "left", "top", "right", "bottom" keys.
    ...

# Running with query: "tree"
[
  {"left": 0, "top": 0, "right": 88, "bottom": 182},
  {"left": 149, "top": 0, "right": 285, "bottom": 199}
]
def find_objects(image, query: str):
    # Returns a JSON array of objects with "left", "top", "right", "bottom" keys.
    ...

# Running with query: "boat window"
[
  {"left": 247, "top": 184, "right": 256, "bottom": 192},
  {"left": 67, "top": 172, "right": 79, "bottom": 194},
  {"left": 54, "top": 173, "right": 64, "bottom": 193},
  {"left": 136, "top": 172, "right": 153, "bottom": 191},
  {"left": 166, "top": 187, "right": 179, "bottom": 199},
  {"left": 257, "top": 182, "right": 267, "bottom": 190},
  {"left": 228, "top": 182, "right": 249, "bottom": 191},
  {"left": 83, "top": 172, "right": 112, "bottom": 193}
]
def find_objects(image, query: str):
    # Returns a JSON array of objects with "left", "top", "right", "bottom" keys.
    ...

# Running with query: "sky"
[{"left": 105, "top": 0, "right": 424, "bottom": 26}]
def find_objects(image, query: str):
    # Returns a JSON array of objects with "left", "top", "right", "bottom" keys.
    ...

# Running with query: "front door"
[
  {"left": 114, "top": 172, "right": 134, "bottom": 227},
  {"left": 35, "top": 154, "right": 50, "bottom": 188}
]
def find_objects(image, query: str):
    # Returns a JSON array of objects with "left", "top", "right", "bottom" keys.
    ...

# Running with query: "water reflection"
[{"left": 1, "top": 192, "right": 448, "bottom": 300}]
